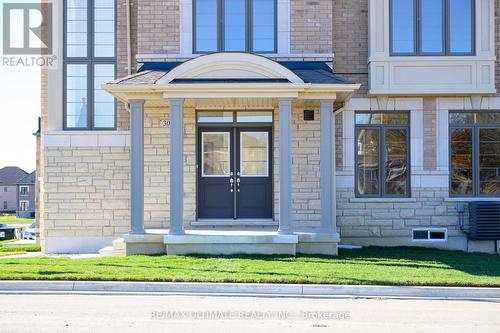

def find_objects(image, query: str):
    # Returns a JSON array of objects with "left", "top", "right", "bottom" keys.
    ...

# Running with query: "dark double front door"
[{"left": 197, "top": 127, "right": 273, "bottom": 219}]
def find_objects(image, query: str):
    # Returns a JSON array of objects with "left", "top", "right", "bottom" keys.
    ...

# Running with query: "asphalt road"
[{"left": 0, "top": 294, "right": 499, "bottom": 332}]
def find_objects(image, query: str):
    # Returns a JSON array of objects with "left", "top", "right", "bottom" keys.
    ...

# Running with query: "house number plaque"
[{"left": 159, "top": 119, "right": 170, "bottom": 127}]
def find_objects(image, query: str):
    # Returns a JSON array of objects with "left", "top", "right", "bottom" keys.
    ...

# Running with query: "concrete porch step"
[{"left": 98, "top": 238, "right": 126, "bottom": 257}]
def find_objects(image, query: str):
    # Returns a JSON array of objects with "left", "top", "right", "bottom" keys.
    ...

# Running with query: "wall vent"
[{"left": 412, "top": 228, "right": 447, "bottom": 242}]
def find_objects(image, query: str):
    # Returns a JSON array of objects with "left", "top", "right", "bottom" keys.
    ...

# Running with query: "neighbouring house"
[
  {"left": 0, "top": 167, "right": 28, "bottom": 214},
  {"left": 16, "top": 171, "right": 36, "bottom": 218},
  {"left": 38, "top": 0, "right": 500, "bottom": 255}
]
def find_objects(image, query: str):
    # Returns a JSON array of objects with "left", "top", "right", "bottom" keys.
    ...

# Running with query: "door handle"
[
  {"left": 236, "top": 178, "right": 240, "bottom": 192},
  {"left": 230, "top": 177, "right": 234, "bottom": 192}
]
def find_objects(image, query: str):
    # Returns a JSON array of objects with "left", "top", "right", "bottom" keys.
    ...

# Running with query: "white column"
[
  {"left": 129, "top": 99, "right": 145, "bottom": 234},
  {"left": 320, "top": 100, "right": 336, "bottom": 234},
  {"left": 278, "top": 98, "right": 293, "bottom": 234},
  {"left": 169, "top": 98, "right": 185, "bottom": 235}
]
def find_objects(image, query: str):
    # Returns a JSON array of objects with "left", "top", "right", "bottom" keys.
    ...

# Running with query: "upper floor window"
[
  {"left": 64, "top": 0, "right": 116, "bottom": 130},
  {"left": 194, "top": 0, "right": 277, "bottom": 53},
  {"left": 355, "top": 112, "right": 410, "bottom": 198},
  {"left": 19, "top": 186, "right": 29, "bottom": 195},
  {"left": 390, "top": 0, "right": 475, "bottom": 56},
  {"left": 449, "top": 112, "right": 500, "bottom": 197}
]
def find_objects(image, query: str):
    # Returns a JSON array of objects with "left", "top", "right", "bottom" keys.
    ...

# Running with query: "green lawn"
[
  {"left": 0, "top": 216, "right": 34, "bottom": 224},
  {"left": 0, "top": 247, "right": 499, "bottom": 286},
  {"left": 0, "top": 240, "right": 40, "bottom": 254}
]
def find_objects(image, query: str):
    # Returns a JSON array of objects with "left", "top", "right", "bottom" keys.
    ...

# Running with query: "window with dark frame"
[
  {"left": 194, "top": 0, "right": 277, "bottom": 53},
  {"left": 449, "top": 112, "right": 500, "bottom": 196},
  {"left": 355, "top": 112, "right": 410, "bottom": 197},
  {"left": 390, "top": 0, "right": 475, "bottom": 56},
  {"left": 64, "top": 0, "right": 117, "bottom": 130}
]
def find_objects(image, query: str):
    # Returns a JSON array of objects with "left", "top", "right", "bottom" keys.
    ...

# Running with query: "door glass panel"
[
  {"left": 236, "top": 111, "right": 273, "bottom": 123},
  {"left": 479, "top": 128, "right": 500, "bottom": 195},
  {"left": 450, "top": 128, "right": 473, "bottom": 195},
  {"left": 385, "top": 129, "right": 408, "bottom": 195},
  {"left": 202, "top": 132, "right": 230, "bottom": 177},
  {"left": 356, "top": 128, "right": 379, "bottom": 195},
  {"left": 240, "top": 132, "right": 268, "bottom": 176}
]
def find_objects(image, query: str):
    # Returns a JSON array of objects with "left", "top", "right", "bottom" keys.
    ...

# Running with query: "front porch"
[{"left": 103, "top": 53, "right": 359, "bottom": 256}]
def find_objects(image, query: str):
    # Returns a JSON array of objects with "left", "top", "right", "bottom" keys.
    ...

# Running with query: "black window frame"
[
  {"left": 355, "top": 112, "right": 411, "bottom": 198},
  {"left": 389, "top": 0, "right": 476, "bottom": 56},
  {"left": 193, "top": 0, "right": 278, "bottom": 54},
  {"left": 449, "top": 111, "right": 500, "bottom": 197},
  {"left": 63, "top": 0, "right": 117, "bottom": 131}
]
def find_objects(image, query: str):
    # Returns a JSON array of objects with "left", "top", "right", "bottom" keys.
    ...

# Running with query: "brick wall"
[
  {"left": 332, "top": 0, "right": 369, "bottom": 96},
  {"left": 290, "top": 0, "right": 333, "bottom": 53},
  {"left": 137, "top": 0, "right": 179, "bottom": 55}
]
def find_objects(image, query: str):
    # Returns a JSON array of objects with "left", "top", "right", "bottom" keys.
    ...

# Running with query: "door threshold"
[{"left": 192, "top": 219, "right": 278, "bottom": 227}]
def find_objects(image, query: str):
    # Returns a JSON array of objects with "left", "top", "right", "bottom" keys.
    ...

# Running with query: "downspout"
[{"left": 126, "top": 0, "right": 132, "bottom": 75}]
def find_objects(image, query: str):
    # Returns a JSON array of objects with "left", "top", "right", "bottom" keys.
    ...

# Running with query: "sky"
[{"left": 0, "top": 0, "right": 41, "bottom": 172}]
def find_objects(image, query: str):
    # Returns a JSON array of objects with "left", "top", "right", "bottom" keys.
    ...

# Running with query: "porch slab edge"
[{"left": 0, "top": 281, "right": 499, "bottom": 299}]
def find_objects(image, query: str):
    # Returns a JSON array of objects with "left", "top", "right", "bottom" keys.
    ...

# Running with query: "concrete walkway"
[{"left": 0, "top": 280, "right": 499, "bottom": 300}]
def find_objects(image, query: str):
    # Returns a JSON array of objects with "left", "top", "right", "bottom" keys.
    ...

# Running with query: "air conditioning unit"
[{"left": 468, "top": 202, "right": 500, "bottom": 240}]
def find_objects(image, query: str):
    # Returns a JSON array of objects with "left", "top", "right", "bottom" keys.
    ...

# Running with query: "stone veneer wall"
[{"left": 336, "top": 187, "right": 467, "bottom": 250}]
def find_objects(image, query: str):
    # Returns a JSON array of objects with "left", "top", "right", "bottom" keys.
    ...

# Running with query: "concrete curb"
[{"left": 0, "top": 281, "right": 499, "bottom": 299}]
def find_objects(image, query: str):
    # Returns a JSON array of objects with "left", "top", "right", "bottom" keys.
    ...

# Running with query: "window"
[
  {"left": 194, "top": 0, "right": 276, "bottom": 53},
  {"left": 64, "top": 0, "right": 116, "bottom": 130},
  {"left": 197, "top": 111, "right": 273, "bottom": 124},
  {"left": 412, "top": 228, "right": 447, "bottom": 241},
  {"left": 3, "top": 201, "right": 6, "bottom": 210},
  {"left": 19, "top": 186, "right": 29, "bottom": 195},
  {"left": 3, "top": 187, "right": 7, "bottom": 192},
  {"left": 449, "top": 112, "right": 500, "bottom": 196},
  {"left": 390, "top": 0, "right": 475, "bottom": 55},
  {"left": 355, "top": 112, "right": 410, "bottom": 197},
  {"left": 19, "top": 201, "right": 29, "bottom": 212}
]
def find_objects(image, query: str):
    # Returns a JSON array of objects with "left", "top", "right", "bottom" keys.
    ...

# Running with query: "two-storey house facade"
[{"left": 39, "top": 0, "right": 500, "bottom": 254}]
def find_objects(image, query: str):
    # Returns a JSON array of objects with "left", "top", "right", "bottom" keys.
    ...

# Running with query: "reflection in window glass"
[
  {"left": 385, "top": 129, "right": 408, "bottom": 195},
  {"left": 202, "top": 133, "right": 230, "bottom": 176},
  {"left": 93, "top": 64, "right": 115, "bottom": 128},
  {"left": 355, "top": 113, "right": 409, "bottom": 125},
  {"left": 94, "top": 0, "right": 115, "bottom": 57},
  {"left": 252, "top": 0, "right": 276, "bottom": 52},
  {"left": 195, "top": 0, "right": 218, "bottom": 52},
  {"left": 420, "top": 0, "right": 443, "bottom": 54},
  {"left": 356, "top": 128, "right": 380, "bottom": 195},
  {"left": 240, "top": 132, "right": 268, "bottom": 176},
  {"left": 66, "top": 0, "right": 88, "bottom": 57},
  {"left": 237, "top": 111, "right": 273, "bottom": 123},
  {"left": 479, "top": 129, "right": 500, "bottom": 194},
  {"left": 65, "top": 64, "right": 88, "bottom": 128},
  {"left": 224, "top": 0, "right": 246, "bottom": 51},
  {"left": 391, "top": 0, "right": 415, "bottom": 54},
  {"left": 197, "top": 111, "right": 234, "bottom": 123},
  {"left": 449, "top": 0, "right": 473, "bottom": 54},
  {"left": 450, "top": 128, "right": 473, "bottom": 195}
]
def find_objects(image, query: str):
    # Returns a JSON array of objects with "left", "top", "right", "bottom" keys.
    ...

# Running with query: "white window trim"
[
  {"left": 201, "top": 132, "right": 231, "bottom": 178},
  {"left": 368, "top": 0, "right": 496, "bottom": 95},
  {"left": 240, "top": 131, "right": 269, "bottom": 177},
  {"left": 180, "top": 0, "right": 290, "bottom": 55},
  {"left": 19, "top": 200, "right": 29, "bottom": 211},
  {"left": 19, "top": 186, "right": 29, "bottom": 194}
]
